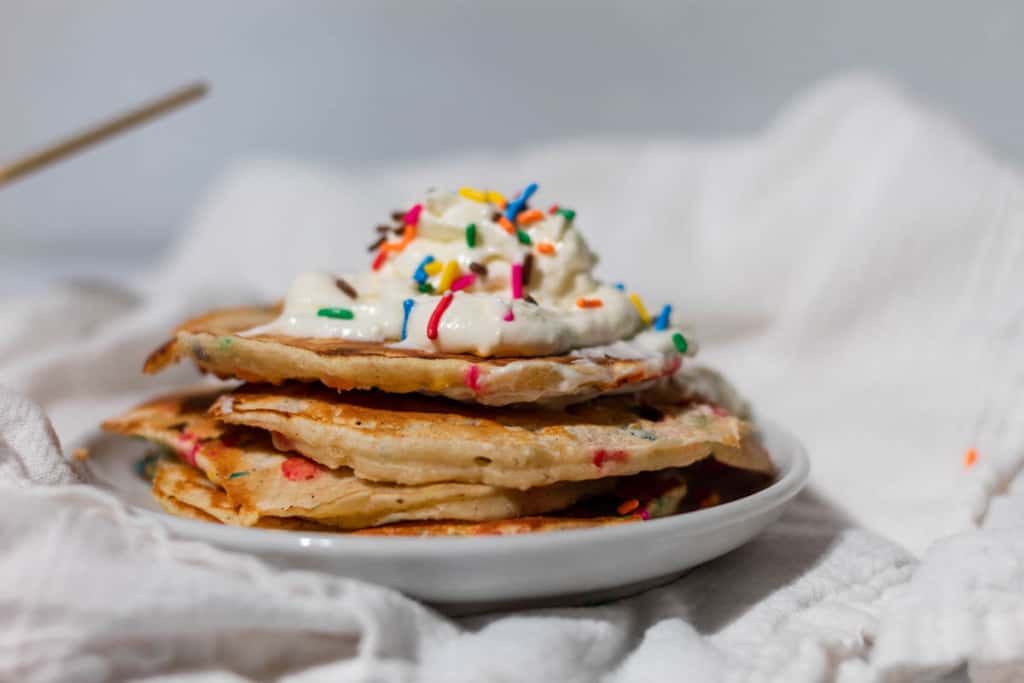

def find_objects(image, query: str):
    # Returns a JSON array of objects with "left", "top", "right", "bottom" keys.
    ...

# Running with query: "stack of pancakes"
[
  {"left": 102, "top": 306, "right": 774, "bottom": 536},
  {"left": 102, "top": 185, "right": 775, "bottom": 535}
]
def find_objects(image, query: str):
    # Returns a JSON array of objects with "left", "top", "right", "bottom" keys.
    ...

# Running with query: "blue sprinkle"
[
  {"left": 413, "top": 255, "right": 435, "bottom": 284},
  {"left": 401, "top": 299, "right": 415, "bottom": 340},
  {"left": 505, "top": 182, "right": 539, "bottom": 221},
  {"left": 654, "top": 304, "right": 672, "bottom": 331},
  {"left": 613, "top": 282, "right": 625, "bottom": 291}
]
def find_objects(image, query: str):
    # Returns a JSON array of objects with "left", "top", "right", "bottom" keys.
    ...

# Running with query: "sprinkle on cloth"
[
  {"left": 413, "top": 255, "right": 435, "bottom": 284},
  {"left": 629, "top": 293, "right": 651, "bottom": 325},
  {"left": 577, "top": 298, "right": 603, "bottom": 308},
  {"left": 510, "top": 264, "right": 524, "bottom": 299},
  {"left": 963, "top": 448, "right": 979, "bottom": 468},
  {"left": 426, "top": 292, "right": 454, "bottom": 340},
  {"left": 335, "top": 277, "right": 358, "bottom": 299},
  {"left": 654, "top": 304, "right": 672, "bottom": 331},
  {"left": 401, "top": 299, "right": 414, "bottom": 340},
  {"left": 317, "top": 307, "right": 354, "bottom": 320}
]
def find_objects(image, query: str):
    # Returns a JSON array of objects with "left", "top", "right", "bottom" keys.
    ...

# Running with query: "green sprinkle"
[
  {"left": 516, "top": 229, "right": 531, "bottom": 245},
  {"left": 217, "top": 336, "right": 234, "bottom": 351},
  {"left": 672, "top": 332, "right": 689, "bottom": 353},
  {"left": 228, "top": 471, "right": 250, "bottom": 479},
  {"left": 418, "top": 282, "right": 434, "bottom": 293},
  {"left": 465, "top": 223, "right": 477, "bottom": 248},
  {"left": 557, "top": 208, "right": 576, "bottom": 222},
  {"left": 317, "top": 307, "right": 354, "bottom": 320}
]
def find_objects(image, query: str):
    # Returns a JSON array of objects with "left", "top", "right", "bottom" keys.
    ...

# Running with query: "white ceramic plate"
[{"left": 76, "top": 420, "right": 809, "bottom": 613}]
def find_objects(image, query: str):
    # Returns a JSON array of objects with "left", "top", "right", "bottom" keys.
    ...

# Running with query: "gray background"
[{"left": 1, "top": 1, "right": 1021, "bottom": 291}]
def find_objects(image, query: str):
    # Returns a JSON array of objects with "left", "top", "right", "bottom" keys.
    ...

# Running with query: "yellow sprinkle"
[
  {"left": 486, "top": 189, "right": 507, "bottom": 207},
  {"left": 437, "top": 260, "right": 460, "bottom": 293},
  {"left": 629, "top": 293, "right": 651, "bottom": 324},
  {"left": 423, "top": 261, "right": 443, "bottom": 276},
  {"left": 459, "top": 187, "right": 488, "bottom": 203}
]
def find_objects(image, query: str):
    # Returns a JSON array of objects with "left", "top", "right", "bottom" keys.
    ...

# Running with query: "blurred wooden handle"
[{"left": 0, "top": 81, "right": 208, "bottom": 187}]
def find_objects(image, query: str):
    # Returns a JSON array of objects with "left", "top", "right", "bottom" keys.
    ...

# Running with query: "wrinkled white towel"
[{"left": 2, "top": 74, "right": 1023, "bottom": 682}]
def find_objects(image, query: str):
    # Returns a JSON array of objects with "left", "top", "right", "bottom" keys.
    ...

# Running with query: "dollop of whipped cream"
[{"left": 245, "top": 186, "right": 695, "bottom": 358}]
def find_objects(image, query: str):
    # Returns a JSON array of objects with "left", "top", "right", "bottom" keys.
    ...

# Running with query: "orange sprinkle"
[
  {"left": 517, "top": 209, "right": 545, "bottom": 226},
  {"left": 963, "top": 448, "right": 978, "bottom": 468},
  {"left": 497, "top": 215, "right": 516, "bottom": 234},
  {"left": 536, "top": 242, "right": 556, "bottom": 255},
  {"left": 617, "top": 499, "right": 640, "bottom": 515},
  {"left": 381, "top": 224, "right": 417, "bottom": 253},
  {"left": 698, "top": 492, "right": 721, "bottom": 509},
  {"left": 576, "top": 297, "right": 603, "bottom": 308}
]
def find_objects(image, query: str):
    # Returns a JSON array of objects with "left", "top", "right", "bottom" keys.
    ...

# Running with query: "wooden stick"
[{"left": 0, "top": 81, "right": 208, "bottom": 187}]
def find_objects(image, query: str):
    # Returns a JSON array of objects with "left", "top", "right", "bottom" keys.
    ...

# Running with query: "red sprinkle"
[
  {"left": 464, "top": 364, "right": 481, "bottom": 392},
  {"left": 593, "top": 449, "right": 629, "bottom": 467},
  {"left": 548, "top": 204, "right": 559, "bottom": 214},
  {"left": 176, "top": 432, "right": 200, "bottom": 467},
  {"left": 281, "top": 456, "right": 321, "bottom": 481},
  {"left": 404, "top": 203, "right": 423, "bottom": 225},
  {"left": 427, "top": 292, "right": 454, "bottom": 340},
  {"left": 372, "top": 250, "right": 388, "bottom": 271}
]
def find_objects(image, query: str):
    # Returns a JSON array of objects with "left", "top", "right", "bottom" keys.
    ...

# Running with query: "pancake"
[
  {"left": 143, "top": 305, "right": 683, "bottom": 406},
  {"left": 103, "top": 390, "right": 609, "bottom": 529},
  {"left": 152, "top": 455, "right": 775, "bottom": 536},
  {"left": 209, "top": 381, "right": 774, "bottom": 490}
]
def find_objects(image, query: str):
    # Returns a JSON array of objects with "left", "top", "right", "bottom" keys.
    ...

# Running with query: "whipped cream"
[{"left": 245, "top": 187, "right": 696, "bottom": 358}]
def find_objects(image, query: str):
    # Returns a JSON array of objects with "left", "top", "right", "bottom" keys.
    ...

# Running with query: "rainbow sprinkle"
[
  {"left": 459, "top": 187, "right": 487, "bottom": 202},
  {"left": 401, "top": 299, "right": 414, "bottom": 340},
  {"left": 613, "top": 282, "right": 625, "bottom": 291},
  {"left": 487, "top": 189, "right": 507, "bottom": 207},
  {"left": 372, "top": 250, "right": 388, "bottom": 271},
  {"left": 577, "top": 298, "right": 603, "bottom": 308},
  {"left": 413, "top": 255, "right": 435, "bottom": 284},
  {"left": 536, "top": 242, "right": 555, "bottom": 255},
  {"left": 427, "top": 292, "right": 454, "bottom": 340},
  {"left": 517, "top": 229, "right": 532, "bottom": 245},
  {"left": 617, "top": 499, "right": 640, "bottom": 515},
  {"left": 465, "top": 223, "right": 478, "bottom": 247},
  {"left": 403, "top": 203, "right": 423, "bottom": 225},
  {"left": 424, "top": 260, "right": 443, "bottom": 276},
  {"left": 464, "top": 364, "right": 481, "bottom": 391},
  {"left": 228, "top": 471, "right": 250, "bottom": 479},
  {"left": 503, "top": 307, "right": 515, "bottom": 322},
  {"left": 517, "top": 209, "right": 544, "bottom": 225},
  {"left": 505, "top": 182, "right": 538, "bottom": 221},
  {"left": 450, "top": 274, "right": 476, "bottom": 292},
  {"left": 654, "top": 304, "right": 672, "bottom": 331},
  {"left": 418, "top": 282, "right": 434, "bottom": 293},
  {"left": 437, "top": 260, "right": 460, "bottom": 293},
  {"left": 672, "top": 332, "right": 689, "bottom": 353},
  {"left": 510, "top": 263, "right": 524, "bottom": 299},
  {"left": 555, "top": 208, "right": 576, "bottom": 222},
  {"left": 963, "top": 448, "right": 979, "bottom": 468},
  {"left": 497, "top": 215, "right": 516, "bottom": 234},
  {"left": 629, "top": 293, "right": 651, "bottom": 324},
  {"left": 317, "top": 307, "right": 354, "bottom": 320}
]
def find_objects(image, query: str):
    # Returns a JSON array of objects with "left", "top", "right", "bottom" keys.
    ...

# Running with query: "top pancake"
[{"left": 143, "top": 305, "right": 684, "bottom": 405}]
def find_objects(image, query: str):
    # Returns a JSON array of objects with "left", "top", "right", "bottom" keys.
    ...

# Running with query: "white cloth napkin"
[{"left": 2, "top": 73, "right": 1023, "bottom": 682}]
